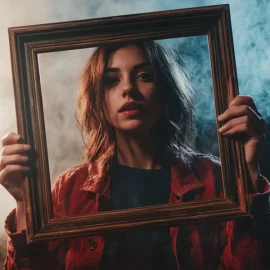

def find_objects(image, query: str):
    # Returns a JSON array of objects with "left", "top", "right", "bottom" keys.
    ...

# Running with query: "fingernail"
[
  {"left": 14, "top": 134, "right": 21, "bottom": 141},
  {"left": 24, "top": 145, "right": 31, "bottom": 150},
  {"left": 218, "top": 115, "right": 223, "bottom": 120},
  {"left": 229, "top": 101, "right": 235, "bottom": 107},
  {"left": 219, "top": 126, "right": 225, "bottom": 132}
]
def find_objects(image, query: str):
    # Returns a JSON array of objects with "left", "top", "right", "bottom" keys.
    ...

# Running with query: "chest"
[
  {"left": 59, "top": 191, "right": 224, "bottom": 270},
  {"left": 58, "top": 164, "right": 223, "bottom": 269}
]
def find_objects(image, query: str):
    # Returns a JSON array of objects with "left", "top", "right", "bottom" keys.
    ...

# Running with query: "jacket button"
[
  {"left": 87, "top": 239, "right": 98, "bottom": 250},
  {"left": 175, "top": 192, "right": 181, "bottom": 200}
]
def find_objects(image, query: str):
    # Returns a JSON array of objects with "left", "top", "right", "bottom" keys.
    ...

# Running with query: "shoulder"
[
  {"left": 173, "top": 153, "right": 221, "bottom": 181},
  {"left": 191, "top": 153, "right": 221, "bottom": 171},
  {"left": 56, "top": 163, "right": 90, "bottom": 180},
  {"left": 190, "top": 153, "right": 222, "bottom": 190},
  {"left": 51, "top": 163, "right": 95, "bottom": 216},
  {"left": 51, "top": 163, "right": 90, "bottom": 193}
]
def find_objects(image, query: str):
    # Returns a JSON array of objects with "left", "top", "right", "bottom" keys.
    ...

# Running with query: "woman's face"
[{"left": 104, "top": 44, "right": 162, "bottom": 134}]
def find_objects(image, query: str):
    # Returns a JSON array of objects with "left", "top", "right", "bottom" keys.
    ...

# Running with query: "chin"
[{"left": 117, "top": 121, "right": 149, "bottom": 133}]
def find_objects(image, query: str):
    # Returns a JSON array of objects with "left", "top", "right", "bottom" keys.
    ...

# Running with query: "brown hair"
[{"left": 76, "top": 40, "right": 196, "bottom": 182}]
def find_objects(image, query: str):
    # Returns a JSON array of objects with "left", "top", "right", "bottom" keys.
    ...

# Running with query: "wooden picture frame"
[{"left": 9, "top": 4, "right": 250, "bottom": 243}]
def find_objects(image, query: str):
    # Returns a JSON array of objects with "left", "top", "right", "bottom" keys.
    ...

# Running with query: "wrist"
[
  {"left": 247, "top": 166, "right": 263, "bottom": 193},
  {"left": 16, "top": 201, "right": 26, "bottom": 232}
]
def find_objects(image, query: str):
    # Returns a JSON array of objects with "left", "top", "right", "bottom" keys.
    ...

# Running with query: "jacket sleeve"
[
  {"left": 249, "top": 176, "right": 270, "bottom": 220},
  {"left": 3, "top": 175, "right": 69, "bottom": 270},
  {"left": 219, "top": 219, "right": 265, "bottom": 270},
  {"left": 219, "top": 176, "right": 270, "bottom": 270}
]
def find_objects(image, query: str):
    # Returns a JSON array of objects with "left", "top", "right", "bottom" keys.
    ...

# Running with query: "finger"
[
  {"left": 218, "top": 105, "right": 254, "bottom": 122},
  {"left": 220, "top": 115, "right": 265, "bottom": 138},
  {"left": 1, "top": 144, "right": 31, "bottom": 156},
  {"left": 229, "top": 95, "right": 254, "bottom": 107},
  {"left": 229, "top": 95, "right": 262, "bottom": 117},
  {"left": 0, "top": 154, "right": 30, "bottom": 170},
  {"left": 218, "top": 116, "right": 248, "bottom": 134},
  {"left": 221, "top": 122, "right": 264, "bottom": 138},
  {"left": 0, "top": 164, "right": 30, "bottom": 184},
  {"left": 1, "top": 132, "right": 23, "bottom": 147},
  {"left": 221, "top": 122, "right": 249, "bottom": 136}
]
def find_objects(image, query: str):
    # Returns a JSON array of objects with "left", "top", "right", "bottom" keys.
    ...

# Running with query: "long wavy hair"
[{"left": 75, "top": 40, "right": 197, "bottom": 182}]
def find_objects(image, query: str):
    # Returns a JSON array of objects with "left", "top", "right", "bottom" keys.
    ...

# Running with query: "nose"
[{"left": 121, "top": 76, "right": 135, "bottom": 97}]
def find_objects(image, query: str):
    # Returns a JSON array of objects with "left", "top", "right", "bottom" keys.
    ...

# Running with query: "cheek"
[
  {"left": 104, "top": 92, "right": 118, "bottom": 124},
  {"left": 104, "top": 94, "right": 113, "bottom": 123},
  {"left": 144, "top": 85, "right": 162, "bottom": 113}
]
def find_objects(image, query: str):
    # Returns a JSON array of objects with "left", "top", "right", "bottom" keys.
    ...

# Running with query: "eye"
[
  {"left": 104, "top": 76, "right": 119, "bottom": 86},
  {"left": 136, "top": 72, "right": 154, "bottom": 81}
]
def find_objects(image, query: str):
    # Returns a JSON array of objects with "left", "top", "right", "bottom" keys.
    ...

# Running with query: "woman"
[{"left": 1, "top": 40, "right": 269, "bottom": 269}]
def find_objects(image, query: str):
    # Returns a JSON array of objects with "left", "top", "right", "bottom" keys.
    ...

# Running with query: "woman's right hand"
[{"left": 0, "top": 132, "right": 32, "bottom": 202}]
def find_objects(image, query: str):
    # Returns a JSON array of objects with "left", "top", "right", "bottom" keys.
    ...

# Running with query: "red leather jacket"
[{"left": 4, "top": 156, "right": 270, "bottom": 269}]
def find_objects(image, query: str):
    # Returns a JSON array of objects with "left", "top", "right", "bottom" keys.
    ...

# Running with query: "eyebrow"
[{"left": 104, "top": 62, "right": 151, "bottom": 73}]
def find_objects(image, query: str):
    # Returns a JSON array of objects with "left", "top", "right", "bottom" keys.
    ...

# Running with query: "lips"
[{"left": 119, "top": 101, "right": 143, "bottom": 112}]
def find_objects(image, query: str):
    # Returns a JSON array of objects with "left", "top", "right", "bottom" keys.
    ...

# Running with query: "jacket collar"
[
  {"left": 170, "top": 164, "right": 204, "bottom": 198},
  {"left": 79, "top": 162, "right": 204, "bottom": 198}
]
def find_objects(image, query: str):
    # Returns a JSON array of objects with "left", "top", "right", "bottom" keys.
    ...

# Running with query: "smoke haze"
[{"left": 0, "top": 0, "right": 269, "bottom": 267}]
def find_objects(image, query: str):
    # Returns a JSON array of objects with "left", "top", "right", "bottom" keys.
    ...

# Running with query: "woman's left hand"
[{"left": 217, "top": 95, "right": 266, "bottom": 192}]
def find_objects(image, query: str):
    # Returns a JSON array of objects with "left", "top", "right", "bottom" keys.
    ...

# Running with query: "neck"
[{"left": 115, "top": 130, "right": 163, "bottom": 170}]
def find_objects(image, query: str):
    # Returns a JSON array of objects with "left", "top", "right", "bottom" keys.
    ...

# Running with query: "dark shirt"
[{"left": 101, "top": 162, "right": 178, "bottom": 270}]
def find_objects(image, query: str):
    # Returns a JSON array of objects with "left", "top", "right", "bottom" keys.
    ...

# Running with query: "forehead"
[{"left": 107, "top": 44, "right": 149, "bottom": 68}]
